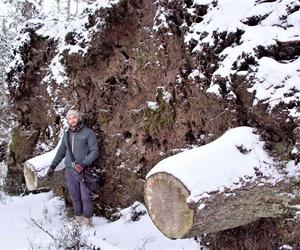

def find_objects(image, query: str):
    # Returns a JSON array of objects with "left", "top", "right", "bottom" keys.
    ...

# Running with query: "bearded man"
[{"left": 47, "top": 109, "right": 99, "bottom": 226}]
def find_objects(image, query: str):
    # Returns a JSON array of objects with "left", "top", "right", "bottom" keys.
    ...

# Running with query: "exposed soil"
[{"left": 5, "top": 0, "right": 300, "bottom": 248}]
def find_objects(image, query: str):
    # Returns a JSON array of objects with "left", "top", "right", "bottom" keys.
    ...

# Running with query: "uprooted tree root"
[{"left": 201, "top": 218, "right": 300, "bottom": 250}]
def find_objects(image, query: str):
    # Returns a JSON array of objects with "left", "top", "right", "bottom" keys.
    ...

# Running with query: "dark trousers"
[{"left": 65, "top": 167, "right": 93, "bottom": 218}]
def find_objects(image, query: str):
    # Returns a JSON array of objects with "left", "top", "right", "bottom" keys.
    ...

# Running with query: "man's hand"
[
  {"left": 74, "top": 164, "right": 84, "bottom": 174},
  {"left": 47, "top": 167, "right": 54, "bottom": 177}
]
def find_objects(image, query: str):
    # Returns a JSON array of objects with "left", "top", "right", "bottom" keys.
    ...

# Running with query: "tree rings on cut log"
[
  {"left": 24, "top": 160, "right": 65, "bottom": 191},
  {"left": 144, "top": 172, "right": 194, "bottom": 239},
  {"left": 23, "top": 143, "right": 65, "bottom": 191},
  {"left": 24, "top": 161, "right": 39, "bottom": 191}
]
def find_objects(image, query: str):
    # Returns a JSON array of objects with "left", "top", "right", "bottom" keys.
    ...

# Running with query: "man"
[{"left": 47, "top": 109, "right": 99, "bottom": 226}]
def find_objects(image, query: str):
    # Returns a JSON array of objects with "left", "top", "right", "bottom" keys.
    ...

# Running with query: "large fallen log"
[
  {"left": 144, "top": 127, "right": 300, "bottom": 239},
  {"left": 24, "top": 139, "right": 65, "bottom": 191}
]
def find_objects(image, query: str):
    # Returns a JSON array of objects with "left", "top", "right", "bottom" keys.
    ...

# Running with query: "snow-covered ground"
[
  {"left": 1, "top": 127, "right": 299, "bottom": 249},
  {"left": 1, "top": 0, "right": 300, "bottom": 248},
  {"left": 0, "top": 191, "right": 199, "bottom": 249}
]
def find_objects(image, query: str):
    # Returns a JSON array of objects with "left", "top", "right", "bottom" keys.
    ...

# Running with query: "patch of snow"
[
  {"left": 198, "top": 203, "right": 206, "bottom": 210},
  {"left": 188, "top": 69, "right": 206, "bottom": 82},
  {"left": 153, "top": 6, "right": 171, "bottom": 32},
  {"left": 279, "top": 245, "right": 293, "bottom": 250},
  {"left": 147, "top": 101, "right": 159, "bottom": 110},
  {"left": 285, "top": 160, "right": 300, "bottom": 177},
  {"left": 249, "top": 57, "right": 300, "bottom": 109},
  {"left": 207, "top": 83, "right": 222, "bottom": 96},
  {"left": 0, "top": 192, "right": 65, "bottom": 249},
  {"left": 0, "top": 192, "right": 200, "bottom": 249},
  {"left": 157, "top": 86, "right": 172, "bottom": 103},
  {"left": 0, "top": 161, "right": 7, "bottom": 187}
]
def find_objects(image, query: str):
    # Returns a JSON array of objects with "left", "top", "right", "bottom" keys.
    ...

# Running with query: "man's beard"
[{"left": 69, "top": 121, "right": 80, "bottom": 131}]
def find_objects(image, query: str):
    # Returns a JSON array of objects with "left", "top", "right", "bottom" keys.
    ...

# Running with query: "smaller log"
[{"left": 24, "top": 141, "right": 65, "bottom": 191}]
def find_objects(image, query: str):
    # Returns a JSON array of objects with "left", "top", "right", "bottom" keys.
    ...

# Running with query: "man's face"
[{"left": 67, "top": 115, "right": 79, "bottom": 127}]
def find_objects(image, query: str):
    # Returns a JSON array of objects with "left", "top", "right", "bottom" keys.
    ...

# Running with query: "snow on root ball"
[{"left": 144, "top": 127, "right": 292, "bottom": 239}]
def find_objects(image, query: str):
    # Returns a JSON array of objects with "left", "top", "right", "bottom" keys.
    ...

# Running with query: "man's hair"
[{"left": 66, "top": 109, "right": 81, "bottom": 120}]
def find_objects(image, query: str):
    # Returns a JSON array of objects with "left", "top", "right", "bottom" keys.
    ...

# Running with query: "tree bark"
[{"left": 144, "top": 172, "right": 300, "bottom": 239}]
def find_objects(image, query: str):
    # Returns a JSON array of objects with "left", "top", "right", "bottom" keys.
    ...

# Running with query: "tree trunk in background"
[
  {"left": 144, "top": 172, "right": 299, "bottom": 239},
  {"left": 66, "top": 0, "right": 71, "bottom": 21}
]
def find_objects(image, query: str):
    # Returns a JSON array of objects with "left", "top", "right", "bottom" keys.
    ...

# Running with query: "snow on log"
[
  {"left": 144, "top": 127, "right": 299, "bottom": 239},
  {"left": 24, "top": 139, "right": 65, "bottom": 191}
]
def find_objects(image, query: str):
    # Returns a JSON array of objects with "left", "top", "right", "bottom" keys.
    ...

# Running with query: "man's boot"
[
  {"left": 75, "top": 216, "right": 83, "bottom": 224},
  {"left": 83, "top": 217, "right": 92, "bottom": 227}
]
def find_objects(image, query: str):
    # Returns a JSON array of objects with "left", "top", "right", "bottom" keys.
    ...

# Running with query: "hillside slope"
[{"left": 5, "top": 0, "right": 300, "bottom": 248}]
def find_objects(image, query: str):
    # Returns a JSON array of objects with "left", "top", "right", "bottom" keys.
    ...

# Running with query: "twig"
[
  {"left": 30, "top": 218, "right": 56, "bottom": 241},
  {"left": 29, "top": 218, "right": 95, "bottom": 250},
  {"left": 209, "top": 110, "right": 227, "bottom": 122}
]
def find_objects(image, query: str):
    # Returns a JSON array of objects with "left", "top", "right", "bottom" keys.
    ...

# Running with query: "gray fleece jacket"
[{"left": 50, "top": 123, "right": 99, "bottom": 170}]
